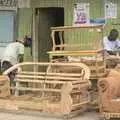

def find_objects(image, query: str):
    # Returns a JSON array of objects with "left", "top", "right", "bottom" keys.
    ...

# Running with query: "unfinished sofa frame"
[{"left": 2, "top": 62, "right": 91, "bottom": 117}]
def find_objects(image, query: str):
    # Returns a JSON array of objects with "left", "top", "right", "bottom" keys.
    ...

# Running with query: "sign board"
[
  {"left": 73, "top": 3, "right": 90, "bottom": 26},
  {"left": 105, "top": 2, "right": 117, "bottom": 19},
  {"left": 0, "top": 0, "right": 17, "bottom": 7}
]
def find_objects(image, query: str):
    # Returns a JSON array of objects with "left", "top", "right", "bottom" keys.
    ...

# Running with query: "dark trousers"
[{"left": 1, "top": 61, "right": 17, "bottom": 85}]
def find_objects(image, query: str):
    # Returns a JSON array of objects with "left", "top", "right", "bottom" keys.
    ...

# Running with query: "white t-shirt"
[
  {"left": 103, "top": 36, "right": 120, "bottom": 51},
  {"left": 1, "top": 42, "right": 24, "bottom": 65}
]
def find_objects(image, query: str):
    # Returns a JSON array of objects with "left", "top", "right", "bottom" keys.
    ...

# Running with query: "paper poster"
[
  {"left": 73, "top": 3, "right": 90, "bottom": 25},
  {"left": 105, "top": 2, "right": 117, "bottom": 19}
]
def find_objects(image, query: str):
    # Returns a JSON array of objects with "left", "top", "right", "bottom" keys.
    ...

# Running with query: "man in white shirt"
[
  {"left": 1, "top": 39, "right": 25, "bottom": 84},
  {"left": 103, "top": 29, "right": 120, "bottom": 68},
  {"left": 103, "top": 29, "right": 120, "bottom": 55}
]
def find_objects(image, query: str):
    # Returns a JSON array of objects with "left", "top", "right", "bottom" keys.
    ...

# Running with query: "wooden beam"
[
  {"left": 51, "top": 24, "right": 103, "bottom": 31},
  {"left": 11, "top": 87, "right": 61, "bottom": 92}
]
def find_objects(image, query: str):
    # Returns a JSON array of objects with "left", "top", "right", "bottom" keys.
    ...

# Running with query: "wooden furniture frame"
[
  {"left": 2, "top": 62, "right": 91, "bottom": 117},
  {"left": 105, "top": 49, "right": 120, "bottom": 69},
  {"left": 50, "top": 24, "right": 103, "bottom": 51},
  {"left": 48, "top": 50, "right": 106, "bottom": 79},
  {"left": 48, "top": 24, "right": 106, "bottom": 79}
]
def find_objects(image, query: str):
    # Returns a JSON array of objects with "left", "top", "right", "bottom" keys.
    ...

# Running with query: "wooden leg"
[{"left": 14, "top": 81, "right": 20, "bottom": 96}]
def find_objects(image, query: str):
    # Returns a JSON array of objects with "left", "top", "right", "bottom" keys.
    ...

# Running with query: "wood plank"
[
  {"left": 16, "top": 75, "right": 82, "bottom": 81},
  {"left": 54, "top": 44, "right": 93, "bottom": 48},
  {"left": 103, "top": 112, "right": 120, "bottom": 118},
  {"left": 20, "top": 71, "right": 84, "bottom": 77},
  {"left": 16, "top": 79, "right": 66, "bottom": 84},
  {"left": 16, "top": 79, "right": 88, "bottom": 84},
  {"left": 60, "top": 82, "right": 73, "bottom": 114},
  {"left": 47, "top": 50, "right": 102, "bottom": 56},
  {"left": 72, "top": 100, "right": 90, "bottom": 111},
  {"left": 51, "top": 24, "right": 103, "bottom": 31},
  {"left": 90, "top": 73, "right": 107, "bottom": 79},
  {"left": 89, "top": 66, "right": 105, "bottom": 70},
  {"left": 72, "top": 83, "right": 91, "bottom": 89},
  {"left": 11, "top": 87, "right": 61, "bottom": 92}
]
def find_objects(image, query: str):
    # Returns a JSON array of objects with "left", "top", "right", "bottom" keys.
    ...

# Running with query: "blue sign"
[{"left": 90, "top": 18, "right": 105, "bottom": 24}]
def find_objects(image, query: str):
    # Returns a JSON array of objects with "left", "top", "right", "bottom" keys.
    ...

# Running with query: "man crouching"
[{"left": 1, "top": 39, "right": 25, "bottom": 86}]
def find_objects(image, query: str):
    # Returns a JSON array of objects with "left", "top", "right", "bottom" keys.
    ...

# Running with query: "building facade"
[{"left": 0, "top": 0, "right": 119, "bottom": 62}]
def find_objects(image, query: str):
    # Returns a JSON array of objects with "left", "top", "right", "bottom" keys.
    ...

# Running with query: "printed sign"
[
  {"left": 73, "top": 3, "right": 90, "bottom": 25},
  {"left": 0, "top": 0, "right": 17, "bottom": 7},
  {"left": 105, "top": 2, "right": 117, "bottom": 19}
]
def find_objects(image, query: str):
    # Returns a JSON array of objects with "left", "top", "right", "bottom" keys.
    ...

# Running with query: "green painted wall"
[
  {"left": 18, "top": 8, "right": 32, "bottom": 38},
  {"left": 30, "top": 0, "right": 103, "bottom": 49},
  {"left": 63, "top": 0, "right": 103, "bottom": 50},
  {"left": 30, "top": 0, "right": 120, "bottom": 37},
  {"left": 64, "top": 0, "right": 102, "bottom": 26},
  {"left": 31, "top": 0, "right": 64, "bottom": 8},
  {"left": 17, "top": 8, "right": 33, "bottom": 62},
  {"left": 104, "top": 0, "right": 120, "bottom": 35},
  {"left": 31, "top": 0, "right": 102, "bottom": 25},
  {"left": 18, "top": 0, "right": 120, "bottom": 61}
]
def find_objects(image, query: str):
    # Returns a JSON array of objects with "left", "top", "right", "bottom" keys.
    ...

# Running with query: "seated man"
[
  {"left": 103, "top": 29, "right": 120, "bottom": 55},
  {"left": 103, "top": 29, "right": 120, "bottom": 68}
]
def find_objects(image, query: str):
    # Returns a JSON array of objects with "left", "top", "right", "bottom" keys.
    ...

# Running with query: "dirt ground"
[{"left": 0, "top": 111, "right": 100, "bottom": 120}]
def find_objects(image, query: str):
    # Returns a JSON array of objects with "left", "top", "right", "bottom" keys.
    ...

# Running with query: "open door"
[{"left": 38, "top": 7, "right": 64, "bottom": 62}]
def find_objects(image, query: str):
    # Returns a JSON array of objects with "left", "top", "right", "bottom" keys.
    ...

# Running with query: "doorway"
[{"left": 37, "top": 7, "right": 64, "bottom": 62}]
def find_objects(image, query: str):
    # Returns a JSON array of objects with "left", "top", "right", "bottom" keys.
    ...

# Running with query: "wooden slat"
[
  {"left": 72, "top": 100, "right": 90, "bottom": 109},
  {"left": 72, "top": 80, "right": 89, "bottom": 84},
  {"left": 72, "top": 83, "right": 91, "bottom": 89},
  {"left": 47, "top": 50, "right": 102, "bottom": 56},
  {"left": 89, "top": 66, "right": 105, "bottom": 70},
  {"left": 0, "top": 76, "right": 8, "bottom": 81},
  {"left": 90, "top": 73, "right": 107, "bottom": 79},
  {"left": 54, "top": 44, "right": 93, "bottom": 48},
  {"left": 20, "top": 71, "right": 84, "bottom": 77},
  {"left": 16, "top": 75, "right": 82, "bottom": 81},
  {"left": 51, "top": 24, "right": 103, "bottom": 31},
  {"left": 103, "top": 112, "right": 120, "bottom": 118},
  {"left": 16, "top": 79, "right": 88, "bottom": 86},
  {"left": 16, "top": 79, "right": 65, "bottom": 84},
  {"left": 11, "top": 87, "right": 61, "bottom": 92}
]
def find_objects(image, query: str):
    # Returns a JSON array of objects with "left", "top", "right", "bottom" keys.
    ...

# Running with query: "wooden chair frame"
[
  {"left": 48, "top": 24, "right": 106, "bottom": 80},
  {"left": 50, "top": 24, "right": 104, "bottom": 51}
]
